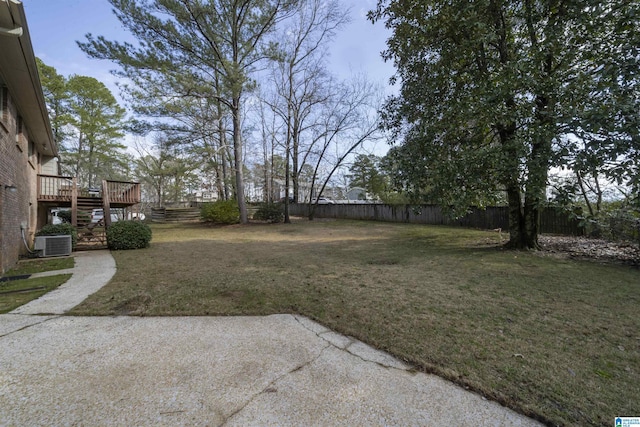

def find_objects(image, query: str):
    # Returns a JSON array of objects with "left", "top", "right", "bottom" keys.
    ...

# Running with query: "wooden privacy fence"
[
  {"left": 151, "top": 207, "right": 201, "bottom": 223},
  {"left": 289, "top": 204, "right": 584, "bottom": 236}
]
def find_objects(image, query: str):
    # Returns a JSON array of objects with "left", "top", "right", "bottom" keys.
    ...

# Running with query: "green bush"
[
  {"left": 201, "top": 200, "right": 240, "bottom": 224},
  {"left": 106, "top": 221, "right": 152, "bottom": 250},
  {"left": 36, "top": 223, "right": 78, "bottom": 249},
  {"left": 380, "top": 192, "right": 410, "bottom": 205},
  {"left": 253, "top": 202, "right": 284, "bottom": 223},
  {"left": 58, "top": 210, "right": 72, "bottom": 223}
]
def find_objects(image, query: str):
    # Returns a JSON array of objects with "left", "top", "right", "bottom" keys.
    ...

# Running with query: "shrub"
[
  {"left": 253, "top": 202, "right": 284, "bottom": 223},
  {"left": 380, "top": 192, "right": 410, "bottom": 205},
  {"left": 106, "top": 220, "right": 152, "bottom": 250},
  {"left": 36, "top": 223, "right": 78, "bottom": 249},
  {"left": 58, "top": 210, "right": 72, "bottom": 223},
  {"left": 201, "top": 200, "right": 240, "bottom": 224}
]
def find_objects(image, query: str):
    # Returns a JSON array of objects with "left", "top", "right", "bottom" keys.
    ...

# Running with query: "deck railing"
[
  {"left": 38, "top": 175, "right": 75, "bottom": 202},
  {"left": 38, "top": 175, "right": 140, "bottom": 205},
  {"left": 104, "top": 180, "right": 141, "bottom": 205}
]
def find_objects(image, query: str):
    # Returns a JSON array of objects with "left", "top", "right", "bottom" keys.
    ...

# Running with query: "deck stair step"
[
  {"left": 76, "top": 197, "right": 103, "bottom": 228},
  {"left": 75, "top": 197, "right": 106, "bottom": 247}
]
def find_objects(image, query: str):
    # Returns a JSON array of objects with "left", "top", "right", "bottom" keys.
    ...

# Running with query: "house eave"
[{"left": 0, "top": 0, "right": 57, "bottom": 158}]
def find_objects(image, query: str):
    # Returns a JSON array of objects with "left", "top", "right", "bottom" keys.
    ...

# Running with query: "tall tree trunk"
[
  {"left": 220, "top": 149, "right": 229, "bottom": 200},
  {"left": 292, "top": 150, "right": 299, "bottom": 203},
  {"left": 522, "top": 39, "right": 554, "bottom": 249},
  {"left": 506, "top": 185, "right": 526, "bottom": 248},
  {"left": 262, "top": 136, "right": 270, "bottom": 203},
  {"left": 520, "top": 3, "right": 560, "bottom": 249},
  {"left": 523, "top": 192, "right": 542, "bottom": 249},
  {"left": 284, "top": 140, "right": 291, "bottom": 223},
  {"left": 157, "top": 176, "right": 164, "bottom": 207},
  {"left": 523, "top": 134, "right": 552, "bottom": 249},
  {"left": 216, "top": 94, "right": 230, "bottom": 201},
  {"left": 292, "top": 117, "right": 299, "bottom": 203},
  {"left": 284, "top": 113, "right": 291, "bottom": 223},
  {"left": 88, "top": 144, "right": 95, "bottom": 188},
  {"left": 75, "top": 132, "right": 84, "bottom": 181},
  {"left": 214, "top": 160, "right": 225, "bottom": 201},
  {"left": 270, "top": 143, "right": 276, "bottom": 203},
  {"left": 498, "top": 118, "right": 532, "bottom": 249},
  {"left": 283, "top": 63, "right": 294, "bottom": 223},
  {"left": 231, "top": 97, "right": 248, "bottom": 223}
]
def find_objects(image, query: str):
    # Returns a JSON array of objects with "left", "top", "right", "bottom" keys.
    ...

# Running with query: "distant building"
[
  {"left": 346, "top": 187, "right": 367, "bottom": 201},
  {"left": 192, "top": 191, "right": 218, "bottom": 204}
]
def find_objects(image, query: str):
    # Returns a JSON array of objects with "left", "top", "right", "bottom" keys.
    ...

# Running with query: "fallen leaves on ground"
[{"left": 539, "top": 235, "right": 640, "bottom": 266}]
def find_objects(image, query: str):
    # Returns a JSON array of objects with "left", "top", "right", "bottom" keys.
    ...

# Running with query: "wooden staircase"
[
  {"left": 38, "top": 177, "right": 142, "bottom": 251},
  {"left": 76, "top": 197, "right": 107, "bottom": 250},
  {"left": 77, "top": 197, "right": 101, "bottom": 226}
]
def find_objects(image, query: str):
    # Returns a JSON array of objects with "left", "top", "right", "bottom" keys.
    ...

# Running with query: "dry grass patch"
[{"left": 71, "top": 220, "right": 640, "bottom": 426}]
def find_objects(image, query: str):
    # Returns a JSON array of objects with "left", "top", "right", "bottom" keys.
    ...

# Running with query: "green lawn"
[
  {"left": 71, "top": 220, "right": 640, "bottom": 426},
  {"left": 0, "top": 257, "right": 74, "bottom": 313},
  {"left": 0, "top": 275, "right": 72, "bottom": 313}
]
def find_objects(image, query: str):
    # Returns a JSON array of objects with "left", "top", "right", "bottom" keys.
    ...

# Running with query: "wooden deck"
[
  {"left": 38, "top": 175, "right": 140, "bottom": 205},
  {"left": 38, "top": 175, "right": 141, "bottom": 228}
]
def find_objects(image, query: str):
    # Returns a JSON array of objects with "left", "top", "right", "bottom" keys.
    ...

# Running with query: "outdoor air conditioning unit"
[{"left": 34, "top": 235, "right": 72, "bottom": 257}]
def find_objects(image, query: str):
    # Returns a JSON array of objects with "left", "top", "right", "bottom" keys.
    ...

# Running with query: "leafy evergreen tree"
[
  {"left": 65, "top": 75, "right": 128, "bottom": 187},
  {"left": 36, "top": 58, "right": 71, "bottom": 149},
  {"left": 370, "top": 0, "right": 640, "bottom": 248},
  {"left": 347, "top": 154, "right": 387, "bottom": 200},
  {"left": 37, "top": 60, "right": 130, "bottom": 187}
]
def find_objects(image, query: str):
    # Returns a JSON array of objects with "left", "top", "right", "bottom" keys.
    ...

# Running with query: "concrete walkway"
[
  {"left": 10, "top": 250, "right": 116, "bottom": 315},
  {"left": 0, "top": 251, "right": 543, "bottom": 426}
]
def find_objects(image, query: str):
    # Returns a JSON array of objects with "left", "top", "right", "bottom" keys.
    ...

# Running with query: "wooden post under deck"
[
  {"left": 71, "top": 177, "right": 78, "bottom": 226},
  {"left": 102, "top": 180, "right": 112, "bottom": 228}
]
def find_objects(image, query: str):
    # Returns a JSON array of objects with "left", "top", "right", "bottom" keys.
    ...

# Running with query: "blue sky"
[{"left": 22, "top": 0, "right": 396, "bottom": 98}]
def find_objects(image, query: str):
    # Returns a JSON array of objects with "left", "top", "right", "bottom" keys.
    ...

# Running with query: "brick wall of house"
[{"left": 0, "top": 88, "right": 32, "bottom": 274}]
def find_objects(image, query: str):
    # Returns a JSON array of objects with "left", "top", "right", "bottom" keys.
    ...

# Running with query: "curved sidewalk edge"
[{"left": 9, "top": 250, "right": 116, "bottom": 315}]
